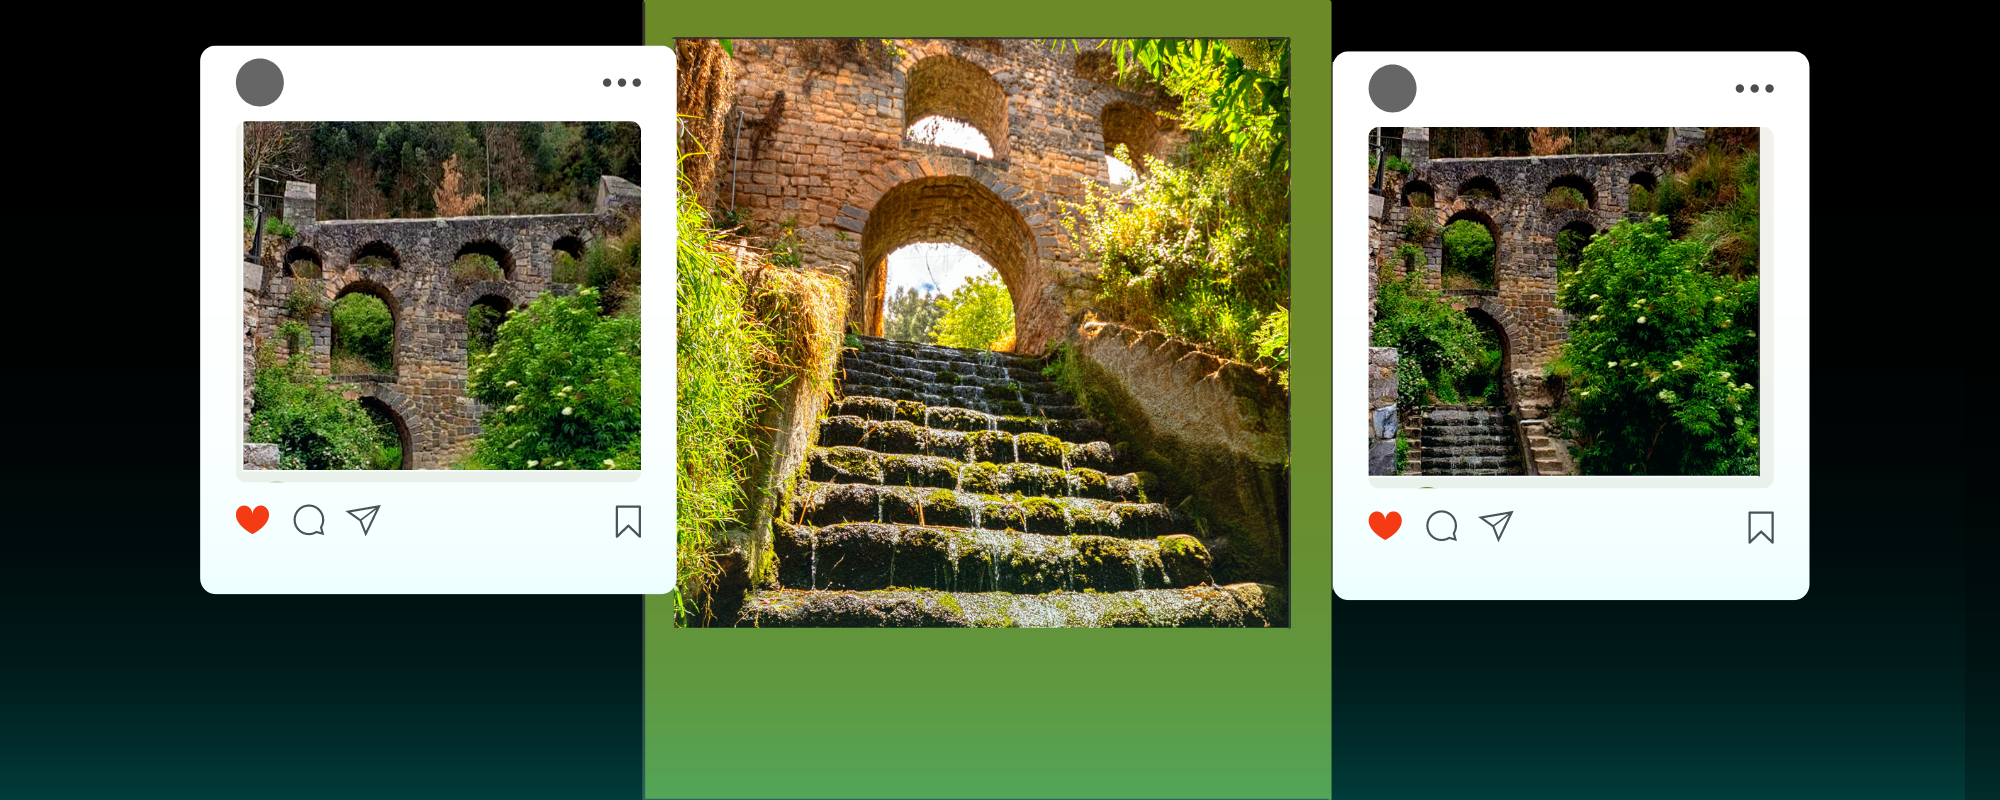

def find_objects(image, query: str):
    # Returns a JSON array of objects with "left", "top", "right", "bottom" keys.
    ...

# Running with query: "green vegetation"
[
  {"left": 1544, "top": 186, "right": 1590, "bottom": 211},
  {"left": 930, "top": 272, "right": 1014, "bottom": 351},
  {"left": 1628, "top": 184, "right": 1654, "bottom": 212},
  {"left": 1251, "top": 307, "right": 1289, "bottom": 389},
  {"left": 247, "top": 349, "right": 400, "bottom": 470},
  {"left": 1549, "top": 214, "right": 1758, "bottom": 475},
  {"left": 245, "top": 121, "right": 640, "bottom": 219},
  {"left": 1065, "top": 39, "right": 1290, "bottom": 173},
  {"left": 465, "top": 284, "right": 641, "bottom": 470},
  {"left": 330, "top": 293, "right": 393, "bottom": 374},
  {"left": 466, "top": 303, "right": 504, "bottom": 356},
  {"left": 1427, "top": 127, "right": 1665, "bottom": 159},
  {"left": 1370, "top": 266, "right": 1486, "bottom": 408},
  {"left": 1369, "top": 153, "right": 1412, "bottom": 174},
  {"left": 243, "top": 212, "right": 298, "bottom": 238},
  {"left": 1555, "top": 228, "right": 1591, "bottom": 281},
  {"left": 1062, "top": 133, "right": 1288, "bottom": 374},
  {"left": 1440, "top": 219, "right": 1495, "bottom": 289},
  {"left": 883, "top": 286, "right": 945, "bottom": 343},
  {"left": 1652, "top": 148, "right": 1760, "bottom": 278},
  {"left": 450, "top": 252, "right": 504, "bottom": 282},
  {"left": 1400, "top": 210, "right": 1434, "bottom": 241},
  {"left": 552, "top": 250, "right": 583, "bottom": 283}
]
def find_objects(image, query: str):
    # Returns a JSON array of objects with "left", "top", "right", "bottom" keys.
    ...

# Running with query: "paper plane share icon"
[
  {"left": 1478, "top": 511, "right": 1512, "bottom": 541},
  {"left": 347, "top": 505, "right": 381, "bottom": 535}
]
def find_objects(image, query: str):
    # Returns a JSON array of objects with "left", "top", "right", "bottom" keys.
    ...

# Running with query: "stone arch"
[
  {"left": 552, "top": 234, "right": 586, "bottom": 264},
  {"left": 903, "top": 54, "right": 1009, "bottom": 160},
  {"left": 330, "top": 279, "right": 401, "bottom": 374},
  {"left": 465, "top": 292, "right": 515, "bottom": 357},
  {"left": 1555, "top": 218, "right": 1596, "bottom": 280},
  {"left": 1399, "top": 179, "right": 1435, "bottom": 207},
  {"left": 1545, "top": 174, "right": 1597, "bottom": 210},
  {"left": 351, "top": 240, "right": 401, "bottom": 270},
  {"left": 1462, "top": 305, "right": 1515, "bottom": 407},
  {"left": 1628, "top": 170, "right": 1658, "bottom": 191},
  {"left": 857, "top": 175, "right": 1052, "bottom": 353},
  {"left": 1457, "top": 175, "right": 1502, "bottom": 201},
  {"left": 454, "top": 239, "right": 517, "bottom": 280},
  {"left": 1442, "top": 207, "right": 1501, "bottom": 285},
  {"left": 355, "top": 395, "right": 413, "bottom": 470},
  {"left": 1099, "top": 102, "right": 1158, "bottom": 177},
  {"left": 283, "top": 245, "right": 322, "bottom": 278}
]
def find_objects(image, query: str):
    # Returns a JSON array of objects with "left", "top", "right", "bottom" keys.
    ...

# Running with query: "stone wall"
[
  {"left": 700, "top": 38, "right": 1184, "bottom": 355},
  {"left": 245, "top": 176, "right": 638, "bottom": 469},
  {"left": 1367, "top": 347, "right": 1398, "bottom": 476},
  {"left": 1070, "top": 322, "right": 1289, "bottom": 586},
  {"left": 1372, "top": 127, "right": 1672, "bottom": 419}
]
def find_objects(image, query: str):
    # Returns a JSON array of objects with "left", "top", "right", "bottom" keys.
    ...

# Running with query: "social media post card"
[
  {"left": 667, "top": 37, "right": 1294, "bottom": 627},
  {"left": 1332, "top": 53, "right": 1807, "bottom": 599},
  {"left": 201, "top": 47, "right": 674, "bottom": 592}
]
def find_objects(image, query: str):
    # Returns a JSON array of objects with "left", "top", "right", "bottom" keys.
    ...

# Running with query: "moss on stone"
[
  {"left": 1016, "top": 432, "right": 1065, "bottom": 465},
  {"left": 937, "top": 594, "right": 963, "bottom": 614}
]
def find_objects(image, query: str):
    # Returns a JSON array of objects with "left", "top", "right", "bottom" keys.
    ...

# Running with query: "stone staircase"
[
  {"left": 1415, "top": 405, "right": 1524, "bottom": 476},
  {"left": 737, "top": 335, "right": 1286, "bottom": 627}
]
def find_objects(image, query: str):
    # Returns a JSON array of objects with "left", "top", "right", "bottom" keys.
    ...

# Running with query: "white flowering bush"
[
  {"left": 466, "top": 288, "right": 641, "bottom": 469},
  {"left": 1550, "top": 214, "right": 1759, "bottom": 475}
]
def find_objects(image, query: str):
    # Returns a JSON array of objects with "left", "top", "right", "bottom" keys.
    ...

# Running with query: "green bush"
[
  {"left": 1544, "top": 186, "right": 1590, "bottom": 211},
  {"left": 1628, "top": 184, "right": 1653, "bottom": 212},
  {"left": 1251, "top": 307, "right": 1289, "bottom": 388},
  {"left": 580, "top": 219, "right": 642, "bottom": 313},
  {"left": 247, "top": 353, "right": 400, "bottom": 470},
  {"left": 1401, "top": 210, "right": 1434, "bottom": 241},
  {"left": 931, "top": 272, "right": 1015, "bottom": 350},
  {"left": 466, "top": 287, "right": 641, "bottom": 470},
  {"left": 1440, "top": 219, "right": 1495, "bottom": 288},
  {"left": 1555, "top": 228, "right": 1590, "bottom": 280},
  {"left": 1061, "top": 133, "right": 1288, "bottom": 369},
  {"left": 330, "top": 293, "right": 394, "bottom": 372},
  {"left": 244, "top": 213, "right": 298, "bottom": 238},
  {"left": 1550, "top": 215, "right": 1758, "bottom": 475},
  {"left": 284, "top": 283, "right": 323, "bottom": 320},
  {"left": 450, "top": 253, "right": 504, "bottom": 282},
  {"left": 1370, "top": 266, "right": 1485, "bottom": 408},
  {"left": 552, "top": 250, "right": 583, "bottom": 283},
  {"left": 466, "top": 303, "right": 504, "bottom": 356}
]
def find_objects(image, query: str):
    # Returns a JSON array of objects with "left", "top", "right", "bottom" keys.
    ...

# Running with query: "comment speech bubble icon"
[
  {"left": 294, "top": 504, "right": 325, "bottom": 536},
  {"left": 1426, "top": 510, "right": 1457, "bottom": 541}
]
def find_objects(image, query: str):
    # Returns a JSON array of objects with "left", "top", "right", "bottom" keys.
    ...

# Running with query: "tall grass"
[{"left": 676, "top": 182, "right": 773, "bottom": 625}]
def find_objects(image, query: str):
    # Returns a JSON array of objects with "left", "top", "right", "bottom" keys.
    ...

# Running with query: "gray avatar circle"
[
  {"left": 1368, "top": 65, "right": 1417, "bottom": 113},
  {"left": 237, "top": 59, "right": 284, "bottom": 107}
]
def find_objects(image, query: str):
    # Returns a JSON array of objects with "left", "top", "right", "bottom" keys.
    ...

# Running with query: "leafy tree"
[
  {"left": 930, "top": 272, "right": 1014, "bottom": 350},
  {"left": 467, "top": 288, "right": 641, "bottom": 469},
  {"left": 883, "top": 286, "right": 944, "bottom": 343},
  {"left": 1550, "top": 215, "right": 1758, "bottom": 475},
  {"left": 1061, "top": 39, "right": 1289, "bottom": 173},
  {"left": 1370, "top": 265, "right": 1485, "bottom": 407},
  {"left": 330, "top": 293, "right": 394, "bottom": 372}
]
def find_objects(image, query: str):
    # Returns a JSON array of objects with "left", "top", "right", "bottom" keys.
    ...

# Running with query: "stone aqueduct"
[
  {"left": 244, "top": 176, "right": 640, "bottom": 469},
  {"left": 1368, "top": 126, "right": 1703, "bottom": 418},
  {"left": 694, "top": 38, "right": 1186, "bottom": 355}
]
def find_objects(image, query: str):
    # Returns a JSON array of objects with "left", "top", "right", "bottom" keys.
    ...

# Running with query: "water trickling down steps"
[
  {"left": 1416, "top": 405, "right": 1525, "bottom": 476},
  {"left": 739, "top": 335, "right": 1286, "bottom": 627}
]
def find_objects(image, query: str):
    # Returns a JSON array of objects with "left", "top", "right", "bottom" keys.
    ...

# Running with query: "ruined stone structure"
[
  {"left": 700, "top": 38, "right": 1182, "bottom": 355},
  {"left": 1372, "top": 127, "right": 1679, "bottom": 420},
  {"left": 244, "top": 176, "right": 639, "bottom": 469}
]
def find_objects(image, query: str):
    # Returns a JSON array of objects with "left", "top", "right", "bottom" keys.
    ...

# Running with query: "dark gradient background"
[{"left": 0, "top": 16, "right": 1968, "bottom": 799}]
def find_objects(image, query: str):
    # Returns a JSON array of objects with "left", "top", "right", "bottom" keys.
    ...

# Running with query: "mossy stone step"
[
  {"left": 837, "top": 386, "right": 1082, "bottom": 418},
  {"left": 774, "top": 522, "right": 1211, "bottom": 593},
  {"left": 809, "top": 446, "right": 1153, "bottom": 502},
  {"left": 738, "top": 583, "right": 1288, "bottom": 627},
  {"left": 817, "top": 417, "right": 1119, "bottom": 469},
  {"left": 841, "top": 353, "right": 1051, "bottom": 389},
  {"left": 793, "top": 482, "right": 1186, "bottom": 538},
  {"left": 852, "top": 335, "right": 1043, "bottom": 366},
  {"left": 840, "top": 369, "right": 1071, "bottom": 409},
  {"left": 827, "top": 397, "right": 1105, "bottom": 443}
]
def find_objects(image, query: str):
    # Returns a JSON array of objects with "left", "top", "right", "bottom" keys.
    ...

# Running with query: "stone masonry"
[
  {"left": 246, "top": 176, "right": 638, "bottom": 469},
  {"left": 1373, "top": 127, "right": 1672, "bottom": 419},
  {"left": 700, "top": 39, "right": 1183, "bottom": 355}
]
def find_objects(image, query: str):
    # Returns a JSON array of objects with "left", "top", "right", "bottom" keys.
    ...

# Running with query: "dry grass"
[{"left": 744, "top": 263, "right": 848, "bottom": 397}]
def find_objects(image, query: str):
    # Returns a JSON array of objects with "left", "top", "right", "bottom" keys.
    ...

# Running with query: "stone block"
[
  {"left": 245, "top": 443, "right": 280, "bottom": 470},
  {"left": 1371, "top": 404, "right": 1398, "bottom": 441},
  {"left": 1368, "top": 439, "right": 1396, "bottom": 476}
]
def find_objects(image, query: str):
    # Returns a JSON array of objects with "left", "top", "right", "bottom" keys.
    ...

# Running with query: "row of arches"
[
  {"left": 1399, "top": 171, "right": 1659, "bottom": 210},
  {"left": 321, "top": 279, "right": 516, "bottom": 377},
  {"left": 282, "top": 236, "right": 587, "bottom": 279},
  {"left": 895, "top": 50, "right": 1159, "bottom": 186}
]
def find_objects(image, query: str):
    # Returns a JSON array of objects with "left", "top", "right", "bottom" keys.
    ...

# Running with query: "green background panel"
[{"left": 647, "top": 3, "right": 1329, "bottom": 797}]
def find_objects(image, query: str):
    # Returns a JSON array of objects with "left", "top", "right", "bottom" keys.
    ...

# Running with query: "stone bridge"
[
  {"left": 1369, "top": 127, "right": 1701, "bottom": 417},
  {"left": 693, "top": 38, "right": 1187, "bottom": 355},
  {"left": 245, "top": 176, "right": 640, "bottom": 469}
]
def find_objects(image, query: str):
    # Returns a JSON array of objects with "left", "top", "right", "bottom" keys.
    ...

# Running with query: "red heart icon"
[
  {"left": 1369, "top": 511, "right": 1401, "bottom": 539},
  {"left": 237, "top": 505, "right": 270, "bottom": 533}
]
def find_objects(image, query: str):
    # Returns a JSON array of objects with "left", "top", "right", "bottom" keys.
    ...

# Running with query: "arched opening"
[
  {"left": 881, "top": 243, "right": 1011, "bottom": 350},
  {"left": 1555, "top": 220, "right": 1595, "bottom": 280},
  {"left": 330, "top": 281, "right": 398, "bottom": 375},
  {"left": 453, "top": 240, "right": 514, "bottom": 281},
  {"left": 467, "top": 294, "right": 512, "bottom": 357},
  {"left": 1628, "top": 171, "right": 1659, "bottom": 212},
  {"left": 1399, "top": 180, "right": 1435, "bottom": 208},
  {"left": 858, "top": 176, "right": 1041, "bottom": 352},
  {"left": 1544, "top": 175, "right": 1596, "bottom": 211},
  {"left": 903, "top": 54, "right": 1009, "bottom": 160},
  {"left": 283, "top": 245, "right": 323, "bottom": 279},
  {"left": 356, "top": 396, "right": 411, "bottom": 470},
  {"left": 351, "top": 240, "right": 400, "bottom": 269},
  {"left": 551, "top": 235, "right": 586, "bottom": 283},
  {"left": 906, "top": 116, "right": 993, "bottom": 158},
  {"left": 1458, "top": 307, "right": 1510, "bottom": 407},
  {"left": 1100, "top": 102, "right": 1158, "bottom": 185},
  {"left": 1457, "top": 176, "right": 1501, "bottom": 201},
  {"left": 1441, "top": 209, "right": 1499, "bottom": 290}
]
